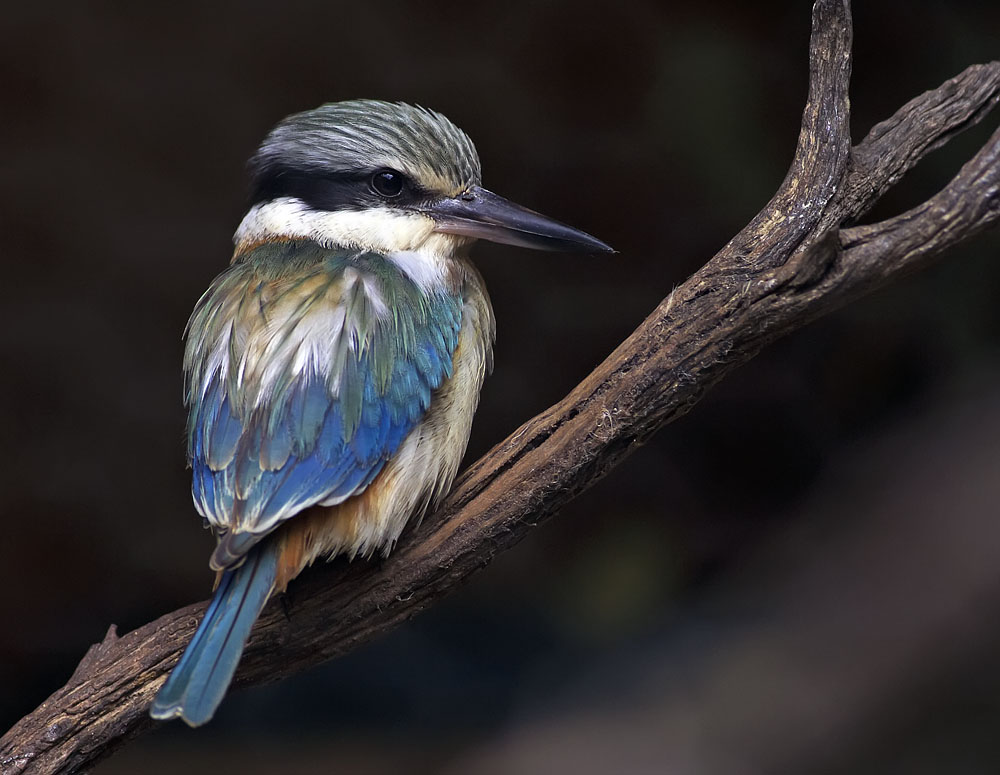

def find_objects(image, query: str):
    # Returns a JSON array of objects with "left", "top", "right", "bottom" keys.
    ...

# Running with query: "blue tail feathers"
[{"left": 150, "top": 542, "right": 279, "bottom": 726}]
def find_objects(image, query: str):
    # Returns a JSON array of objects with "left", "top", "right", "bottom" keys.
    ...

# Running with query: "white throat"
[{"left": 234, "top": 197, "right": 472, "bottom": 291}]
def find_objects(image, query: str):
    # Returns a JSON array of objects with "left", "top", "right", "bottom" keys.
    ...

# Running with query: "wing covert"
[{"left": 184, "top": 242, "right": 463, "bottom": 561}]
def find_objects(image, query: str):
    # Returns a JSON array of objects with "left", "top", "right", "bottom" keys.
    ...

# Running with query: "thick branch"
[{"left": 4, "top": 2, "right": 1000, "bottom": 772}]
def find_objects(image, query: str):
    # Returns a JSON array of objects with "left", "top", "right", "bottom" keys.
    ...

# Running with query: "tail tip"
[{"left": 149, "top": 697, "right": 215, "bottom": 727}]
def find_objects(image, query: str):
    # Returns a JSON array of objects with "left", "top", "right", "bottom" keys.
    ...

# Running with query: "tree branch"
[{"left": 4, "top": 2, "right": 1000, "bottom": 772}]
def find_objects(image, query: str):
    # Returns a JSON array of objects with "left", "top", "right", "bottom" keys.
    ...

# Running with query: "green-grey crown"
[{"left": 249, "top": 100, "right": 482, "bottom": 206}]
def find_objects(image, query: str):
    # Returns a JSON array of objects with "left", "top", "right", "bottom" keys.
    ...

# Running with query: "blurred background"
[{"left": 3, "top": 1, "right": 1000, "bottom": 773}]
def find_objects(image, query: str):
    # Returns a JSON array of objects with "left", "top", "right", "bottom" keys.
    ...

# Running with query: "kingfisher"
[{"left": 149, "top": 99, "right": 612, "bottom": 726}]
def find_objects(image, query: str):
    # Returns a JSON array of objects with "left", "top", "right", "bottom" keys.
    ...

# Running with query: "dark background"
[{"left": 4, "top": 2, "right": 1000, "bottom": 773}]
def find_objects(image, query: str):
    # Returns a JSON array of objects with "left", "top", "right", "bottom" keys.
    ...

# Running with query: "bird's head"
[{"left": 234, "top": 100, "right": 613, "bottom": 259}]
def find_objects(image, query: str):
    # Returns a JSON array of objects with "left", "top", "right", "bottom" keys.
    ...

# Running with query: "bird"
[{"left": 149, "top": 99, "right": 613, "bottom": 726}]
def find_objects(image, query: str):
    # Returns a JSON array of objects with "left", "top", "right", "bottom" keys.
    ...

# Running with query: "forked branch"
[{"left": 3, "top": 1, "right": 999, "bottom": 772}]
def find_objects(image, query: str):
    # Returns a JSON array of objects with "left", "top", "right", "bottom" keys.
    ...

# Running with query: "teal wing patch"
[{"left": 184, "top": 242, "right": 462, "bottom": 561}]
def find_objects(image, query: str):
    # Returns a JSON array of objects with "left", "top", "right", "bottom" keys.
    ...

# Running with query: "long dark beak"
[{"left": 427, "top": 185, "right": 614, "bottom": 254}]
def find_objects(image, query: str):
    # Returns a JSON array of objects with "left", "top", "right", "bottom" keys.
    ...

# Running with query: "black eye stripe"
[{"left": 250, "top": 166, "right": 425, "bottom": 211}]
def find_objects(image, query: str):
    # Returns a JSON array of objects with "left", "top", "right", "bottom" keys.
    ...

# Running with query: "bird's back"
[{"left": 184, "top": 239, "right": 494, "bottom": 577}]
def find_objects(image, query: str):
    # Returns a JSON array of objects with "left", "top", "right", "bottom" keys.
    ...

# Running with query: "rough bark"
[{"left": 3, "top": 1, "right": 999, "bottom": 772}]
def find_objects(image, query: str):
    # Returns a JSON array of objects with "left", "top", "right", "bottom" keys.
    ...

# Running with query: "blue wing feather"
[
  {"left": 184, "top": 244, "right": 463, "bottom": 560},
  {"left": 203, "top": 379, "right": 242, "bottom": 470}
]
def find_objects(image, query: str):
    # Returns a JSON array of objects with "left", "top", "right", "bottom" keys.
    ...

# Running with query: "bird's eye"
[{"left": 370, "top": 169, "right": 405, "bottom": 198}]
